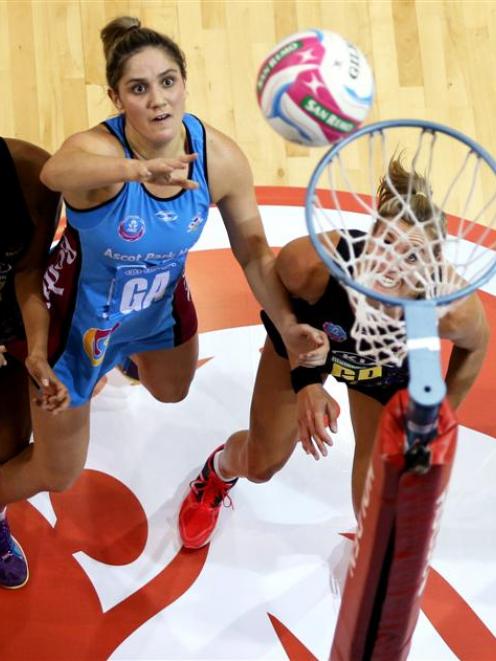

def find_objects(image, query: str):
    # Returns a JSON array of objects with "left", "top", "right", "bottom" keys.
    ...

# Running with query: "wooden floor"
[{"left": 1, "top": 0, "right": 495, "bottom": 191}]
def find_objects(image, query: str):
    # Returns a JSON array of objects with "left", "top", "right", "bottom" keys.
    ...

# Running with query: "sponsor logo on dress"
[
  {"left": 43, "top": 235, "right": 78, "bottom": 307},
  {"left": 118, "top": 216, "right": 146, "bottom": 242},
  {"left": 103, "top": 248, "right": 189, "bottom": 262},
  {"left": 155, "top": 210, "right": 178, "bottom": 222},
  {"left": 323, "top": 321, "right": 347, "bottom": 342},
  {"left": 83, "top": 322, "right": 120, "bottom": 366},
  {"left": 187, "top": 213, "right": 205, "bottom": 233},
  {"left": 330, "top": 350, "right": 382, "bottom": 383}
]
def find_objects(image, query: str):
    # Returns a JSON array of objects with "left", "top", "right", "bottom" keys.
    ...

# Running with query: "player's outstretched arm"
[
  {"left": 440, "top": 292, "right": 490, "bottom": 409},
  {"left": 40, "top": 128, "right": 146, "bottom": 193},
  {"left": 208, "top": 125, "right": 328, "bottom": 364},
  {"left": 41, "top": 127, "right": 199, "bottom": 208}
]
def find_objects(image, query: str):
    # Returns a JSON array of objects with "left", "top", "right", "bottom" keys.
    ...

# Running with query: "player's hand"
[
  {"left": 135, "top": 153, "right": 199, "bottom": 189},
  {"left": 296, "top": 384, "right": 340, "bottom": 460},
  {"left": 282, "top": 323, "right": 329, "bottom": 367},
  {"left": 25, "top": 353, "right": 70, "bottom": 414},
  {"left": 0, "top": 345, "right": 7, "bottom": 367}
]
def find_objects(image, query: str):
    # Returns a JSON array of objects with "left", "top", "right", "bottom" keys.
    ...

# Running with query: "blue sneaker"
[{"left": 0, "top": 516, "right": 29, "bottom": 589}]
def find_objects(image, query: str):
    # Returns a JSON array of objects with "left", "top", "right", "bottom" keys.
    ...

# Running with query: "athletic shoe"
[
  {"left": 179, "top": 446, "right": 237, "bottom": 549},
  {"left": 0, "top": 515, "right": 29, "bottom": 589}
]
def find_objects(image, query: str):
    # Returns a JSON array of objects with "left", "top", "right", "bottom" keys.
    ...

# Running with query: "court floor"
[{"left": 1, "top": 189, "right": 495, "bottom": 660}]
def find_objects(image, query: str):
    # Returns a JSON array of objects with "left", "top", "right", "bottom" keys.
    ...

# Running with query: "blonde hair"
[{"left": 377, "top": 157, "right": 446, "bottom": 238}]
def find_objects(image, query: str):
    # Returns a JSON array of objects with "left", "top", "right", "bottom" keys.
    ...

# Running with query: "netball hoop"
[
  {"left": 306, "top": 118, "right": 496, "bottom": 451},
  {"left": 304, "top": 120, "right": 496, "bottom": 659}
]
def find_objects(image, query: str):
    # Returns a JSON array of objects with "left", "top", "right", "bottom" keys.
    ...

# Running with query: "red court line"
[
  {"left": 256, "top": 185, "right": 372, "bottom": 213},
  {"left": 268, "top": 613, "right": 319, "bottom": 661},
  {"left": 5, "top": 482, "right": 209, "bottom": 661},
  {"left": 421, "top": 567, "right": 496, "bottom": 661},
  {"left": 255, "top": 186, "right": 496, "bottom": 249},
  {"left": 338, "top": 533, "right": 496, "bottom": 657},
  {"left": 54, "top": 186, "right": 496, "bottom": 249}
]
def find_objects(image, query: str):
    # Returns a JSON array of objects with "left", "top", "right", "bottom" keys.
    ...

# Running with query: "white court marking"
[{"left": 29, "top": 204, "right": 496, "bottom": 660}]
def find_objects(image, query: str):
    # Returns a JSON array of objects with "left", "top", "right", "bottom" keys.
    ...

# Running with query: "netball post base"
[{"left": 330, "top": 388, "right": 458, "bottom": 660}]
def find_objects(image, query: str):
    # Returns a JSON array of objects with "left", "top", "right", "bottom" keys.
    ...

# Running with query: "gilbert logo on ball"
[{"left": 256, "top": 29, "right": 374, "bottom": 147}]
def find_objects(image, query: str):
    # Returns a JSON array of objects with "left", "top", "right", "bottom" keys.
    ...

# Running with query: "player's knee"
[
  {"left": 246, "top": 462, "right": 280, "bottom": 483},
  {"left": 245, "top": 441, "right": 284, "bottom": 483},
  {"left": 41, "top": 463, "right": 84, "bottom": 493},
  {"left": 42, "top": 474, "right": 76, "bottom": 493},
  {"left": 244, "top": 420, "right": 294, "bottom": 482},
  {"left": 150, "top": 382, "right": 191, "bottom": 403}
]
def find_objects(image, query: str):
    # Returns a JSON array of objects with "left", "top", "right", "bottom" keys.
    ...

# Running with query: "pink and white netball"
[{"left": 256, "top": 29, "right": 374, "bottom": 147}]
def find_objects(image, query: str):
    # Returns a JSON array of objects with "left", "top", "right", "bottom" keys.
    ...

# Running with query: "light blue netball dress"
[{"left": 43, "top": 113, "right": 210, "bottom": 407}]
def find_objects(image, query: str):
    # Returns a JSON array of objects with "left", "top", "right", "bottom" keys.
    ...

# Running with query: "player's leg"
[
  {"left": 0, "top": 358, "right": 31, "bottom": 465},
  {"left": 348, "top": 388, "right": 384, "bottom": 515},
  {"left": 220, "top": 336, "right": 298, "bottom": 481},
  {"left": 128, "top": 274, "right": 198, "bottom": 402},
  {"left": 0, "top": 382, "right": 90, "bottom": 502},
  {"left": 131, "top": 332, "right": 199, "bottom": 403},
  {"left": 179, "top": 337, "right": 299, "bottom": 548},
  {"left": 0, "top": 380, "right": 90, "bottom": 588},
  {"left": 0, "top": 358, "right": 32, "bottom": 588}
]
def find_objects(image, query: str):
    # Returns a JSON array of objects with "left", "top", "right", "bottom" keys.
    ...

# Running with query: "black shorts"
[{"left": 260, "top": 310, "right": 408, "bottom": 405}]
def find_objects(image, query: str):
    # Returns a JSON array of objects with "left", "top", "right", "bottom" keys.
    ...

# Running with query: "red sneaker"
[{"left": 179, "top": 446, "right": 237, "bottom": 549}]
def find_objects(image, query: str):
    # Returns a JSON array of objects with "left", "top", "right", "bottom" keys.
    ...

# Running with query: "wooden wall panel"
[{"left": 0, "top": 0, "right": 494, "bottom": 199}]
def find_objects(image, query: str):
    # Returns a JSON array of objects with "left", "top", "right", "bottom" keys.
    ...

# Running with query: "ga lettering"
[{"left": 120, "top": 272, "right": 170, "bottom": 314}]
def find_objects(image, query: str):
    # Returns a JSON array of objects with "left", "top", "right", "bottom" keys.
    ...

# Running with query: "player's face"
[
  {"left": 366, "top": 218, "right": 432, "bottom": 299},
  {"left": 111, "top": 46, "right": 186, "bottom": 146}
]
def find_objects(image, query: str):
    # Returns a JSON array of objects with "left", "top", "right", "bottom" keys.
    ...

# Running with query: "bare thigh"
[
  {"left": 348, "top": 388, "right": 384, "bottom": 513},
  {"left": 0, "top": 381, "right": 91, "bottom": 504},
  {"left": 27, "top": 382, "right": 91, "bottom": 492},
  {"left": 131, "top": 333, "right": 199, "bottom": 403},
  {"left": 0, "top": 359, "right": 31, "bottom": 463},
  {"left": 222, "top": 338, "right": 299, "bottom": 482}
]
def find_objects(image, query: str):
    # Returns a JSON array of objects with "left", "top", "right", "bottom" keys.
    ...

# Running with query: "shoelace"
[
  {"left": 0, "top": 520, "right": 14, "bottom": 560},
  {"left": 189, "top": 471, "right": 234, "bottom": 509}
]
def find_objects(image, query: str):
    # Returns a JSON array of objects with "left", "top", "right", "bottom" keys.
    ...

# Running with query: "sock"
[{"left": 213, "top": 450, "right": 238, "bottom": 483}]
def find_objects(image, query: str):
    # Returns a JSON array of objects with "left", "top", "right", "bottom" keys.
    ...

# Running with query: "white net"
[{"left": 310, "top": 124, "right": 496, "bottom": 366}]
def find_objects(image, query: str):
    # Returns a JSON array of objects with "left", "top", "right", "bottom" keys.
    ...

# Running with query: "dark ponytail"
[{"left": 100, "top": 16, "right": 187, "bottom": 89}]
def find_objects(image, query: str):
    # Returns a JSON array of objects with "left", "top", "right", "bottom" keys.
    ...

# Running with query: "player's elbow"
[
  {"left": 276, "top": 243, "right": 314, "bottom": 297},
  {"left": 235, "top": 235, "right": 273, "bottom": 271},
  {"left": 39, "top": 158, "right": 61, "bottom": 191},
  {"left": 470, "top": 304, "right": 490, "bottom": 355},
  {"left": 479, "top": 314, "right": 490, "bottom": 356}
]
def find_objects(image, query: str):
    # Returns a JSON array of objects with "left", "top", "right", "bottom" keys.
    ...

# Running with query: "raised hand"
[
  {"left": 283, "top": 323, "right": 329, "bottom": 367},
  {"left": 296, "top": 384, "right": 340, "bottom": 460},
  {"left": 135, "top": 153, "right": 199, "bottom": 189}
]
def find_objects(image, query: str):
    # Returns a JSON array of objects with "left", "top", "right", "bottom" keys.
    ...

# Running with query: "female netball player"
[
  {"left": 0, "top": 137, "right": 64, "bottom": 587},
  {"left": 179, "top": 158, "right": 490, "bottom": 549},
  {"left": 0, "top": 16, "right": 327, "bottom": 531}
]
